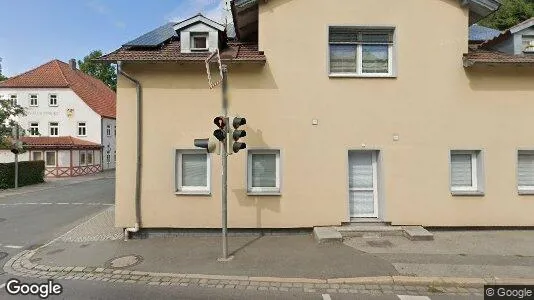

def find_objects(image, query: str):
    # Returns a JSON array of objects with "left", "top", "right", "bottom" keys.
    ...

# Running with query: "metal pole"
[
  {"left": 14, "top": 125, "right": 19, "bottom": 189},
  {"left": 220, "top": 65, "right": 229, "bottom": 261}
]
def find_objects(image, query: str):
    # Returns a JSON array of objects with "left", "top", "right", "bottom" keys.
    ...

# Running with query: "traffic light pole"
[
  {"left": 14, "top": 125, "right": 19, "bottom": 189},
  {"left": 218, "top": 65, "right": 232, "bottom": 262}
]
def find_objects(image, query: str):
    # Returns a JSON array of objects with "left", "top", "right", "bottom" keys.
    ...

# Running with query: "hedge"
[{"left": 0, "top": 160, "right": 45, "bottom": 189}]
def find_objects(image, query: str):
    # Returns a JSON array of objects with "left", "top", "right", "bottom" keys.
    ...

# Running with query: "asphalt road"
[{"left": 0, "top": 178, "right": 480, "bottom": 300}]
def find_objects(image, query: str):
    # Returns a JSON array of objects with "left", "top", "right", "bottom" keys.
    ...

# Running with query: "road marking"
[
  {"left": 398, "top": 296, "right": 431, "bottom": 300},
  {"left": 3, "top": 245, "right": 23, "bottom": 249},
  {"left": 322, "top": 294, "right": 331, "bottom": 300},
  {"left": 57, "top": 203, "right": 69, "bottom": 205}
]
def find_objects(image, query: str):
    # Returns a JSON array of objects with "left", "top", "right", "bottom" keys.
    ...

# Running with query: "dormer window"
[{"left": 191, "top": 33, "right": 208, "bottom": 51}]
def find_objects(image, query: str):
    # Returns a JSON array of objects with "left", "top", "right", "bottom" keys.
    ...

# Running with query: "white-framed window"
[
  {"left": 247, "top": 150, "right": 281, "bottom": 194},
  {"left": 175, "top": 150, "right": 210, "bottom": 194},
  {"left": 45, "top": 151, "right": 56, "bottom": 167},
  {"left": 106, "top": 124, "right": 111, "bottom": 136},
  {"left": 191, "top": 33, "right": 209, "bottom": 51},
  {"left": 32, "top": 151, "right": 43, "bottom": 161},
  {"left": 522, "top": 35, "right": 534, "bottom": 53},
  {"left": 87, "top": 151, "right": 94, "bottom": 165},
  {"left": 106, "top": 154, "right": 111, "bottom": 163},
  {"left": 78, "top": 122, "right": 87, "bottom": 136},
  {"left": 9, "top": 94, "right": 17, "bottom": 106},
  {"left": 29, "top": 94, "right": 38, "bottom": 107},
  {"left": 450, "top": 150, "right": 483, "bottom": 194},
  {"left": 329, "top": 27, "right": 394, "bottom": 77},
  {"left": 518, "top": 150, "right": 534, "bottom": 193},
  {"left": 29, "top": 122, "right": 39, "bottom": 136},
  {"left": 49, "top": 94, "right": 58, "bottom": 106},
  {"left": 49, "top": 122, "right": 59, "bottom": 136},
  {"left": 79, "top": 151, "right": 86, "bottom": 166}
]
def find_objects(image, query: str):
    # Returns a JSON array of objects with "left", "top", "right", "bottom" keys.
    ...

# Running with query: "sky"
[{"left": 0, "top": 0, "right": 230, "bottom": 76}]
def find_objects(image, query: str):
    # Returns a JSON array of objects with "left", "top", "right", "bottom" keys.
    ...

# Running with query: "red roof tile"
[
  {"left": 0, "top": 60, "right": 116, "bottom": 118},
  {"left": 463, "top": 50, "right": 534, "bottom": 67},
  {"left": 20, "top": 136, "right": 102, "bottom": 150},
  {"left": 98, "top": 40, "right": 265, "bottom": 63}
]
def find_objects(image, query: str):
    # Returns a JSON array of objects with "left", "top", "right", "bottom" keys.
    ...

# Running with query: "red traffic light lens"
[{"left": 214, "top": 117, "right": 226, "bottom": 129}]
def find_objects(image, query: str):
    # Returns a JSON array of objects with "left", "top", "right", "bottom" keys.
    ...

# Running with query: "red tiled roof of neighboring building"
[
  {"left": 98, "top": 40, "right": 265, "bottom": 63},
  {"left": 0, "top": 60, "right": 116, "bottom": 118},
  {"left": 20, "top": 136, "right": 102, "bottom": 150},
  {"left": 463, "top": 50, "right": 534, "bottom": 67}
]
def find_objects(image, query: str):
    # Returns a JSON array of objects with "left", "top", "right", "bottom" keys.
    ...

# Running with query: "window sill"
[
  {"left": 247, "top": 192, "right": 281, "bottom": 196},
  {"left": 175, "top": 191, "right": 211, "bottom": 196},
  {"left": 329, "top": 73, "right": 397, "bottom": 79},
  {"left": 451, "top": 190, "right": 485, "bottom": 196},
  {"left": 518, "top": 190, "right": 534, "bottom": 195}
]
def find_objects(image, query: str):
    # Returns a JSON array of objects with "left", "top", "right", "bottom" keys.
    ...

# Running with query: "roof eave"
[{"left": 460, "top": 0, "right": 501, "bottom": 24}]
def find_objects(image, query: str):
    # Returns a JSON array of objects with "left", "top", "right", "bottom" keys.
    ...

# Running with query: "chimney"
[{"left": 69, "top": 59, "right": 76, "bottom": 70}]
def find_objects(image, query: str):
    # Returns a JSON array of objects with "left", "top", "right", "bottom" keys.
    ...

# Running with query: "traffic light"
[
  {"left": 229, "top": 117, "right": 247, "bottom": 154},
  {"left": 10, "top": 141, "right": 22, "bottom": 154},
  {"left": 213, "top": 116, "right": 227, "bottom": 142},
  {"left": 194, "top": 138, "right": 219, "bottom": 154}
]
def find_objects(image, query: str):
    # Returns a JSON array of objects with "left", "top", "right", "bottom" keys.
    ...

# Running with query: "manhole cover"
[
  {"left": 0, "top": 252, "right": 8, "bottom": 260},
  {"left": 366, "top": 240, "right": 393, "bottom": 248},
  {"left": 105, "top": 255, "right": 143, "bottom": 269}
]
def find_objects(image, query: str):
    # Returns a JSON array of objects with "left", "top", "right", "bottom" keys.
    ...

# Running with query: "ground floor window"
[
  {"left": 450, "top": 150, "right": 484, "bottom": 194},
  {"left": 79, "top": 151, "right": 86, "bottom": 166},
  {"left": 32, "top": 151, "right": 43, "bottom": 161},
  {"left": 247, "top": 150, "right": 280, "bottom": 194},
  {"left": 518, "top": 150, "right": 534, "bottom": 193},
  {"left": 45, "top": 151, "right": 56, "bottom": 167},
  {"left": 87, "top": 151, "right": 93, "bottom": 165},
  {"left": 175, "top": 150, "right": 210, "bottom": 194}
]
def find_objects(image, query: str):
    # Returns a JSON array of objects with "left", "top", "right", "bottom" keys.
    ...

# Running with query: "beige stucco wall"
[{"left": 115, "top": 0, "right": 534, "bottom": 228}]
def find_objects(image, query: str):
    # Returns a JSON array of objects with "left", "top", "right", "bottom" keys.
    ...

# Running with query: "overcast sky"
[{"left": 0, "top": 0, "right": 228, "bottom": 76}]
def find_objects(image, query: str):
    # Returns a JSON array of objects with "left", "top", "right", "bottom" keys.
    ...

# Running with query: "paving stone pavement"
[
  {"left": 11, "top": 249, "right": 533, "bottom": 297},
  {"left": 58, "top": 207, "right": 122, "bottom": 242}
]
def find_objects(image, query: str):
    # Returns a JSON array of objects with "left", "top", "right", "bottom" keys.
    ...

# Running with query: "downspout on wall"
[{"left": 117, "top": 61, "right": 142, "bottom": 241}]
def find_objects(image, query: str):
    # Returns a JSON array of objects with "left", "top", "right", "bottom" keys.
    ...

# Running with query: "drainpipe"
[{"left": 117, "top": 61, "right": 142, "bottom": 241}]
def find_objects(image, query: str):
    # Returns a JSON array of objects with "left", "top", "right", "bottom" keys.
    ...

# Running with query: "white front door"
[{"left": 348, "top": 151, "right": 378, "bottom": 218}]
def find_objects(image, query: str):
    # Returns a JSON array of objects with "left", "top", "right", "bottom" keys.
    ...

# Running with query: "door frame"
[{"left": 348, "top": 150, "right": 379, "bottom": 218}]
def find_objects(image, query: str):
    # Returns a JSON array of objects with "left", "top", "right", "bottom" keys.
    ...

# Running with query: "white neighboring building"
[{"left": 0, "top": 59, "right": 116, "bottom": 176}]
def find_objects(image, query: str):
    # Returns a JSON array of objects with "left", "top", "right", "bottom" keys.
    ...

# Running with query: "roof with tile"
[
  {"left": 463, "top": 49, "right": 534, "bottom": 67},
  {"left": 98, "top": 40, "right": 265, "bottom": 63},
  {"left": 0, "top": 60, "right": 116, "bottom": 118},
  {"left": 20, "top": 136, "right": 102, "bottom": 150}
]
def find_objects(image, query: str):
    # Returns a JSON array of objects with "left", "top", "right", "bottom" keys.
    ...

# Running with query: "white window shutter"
[
  {"left": 451, "top": 153, "right": 472, "bottom": 187},
  {"left": 181, "top": 154, "right": 207, "bottom": 187},
  {"left": 518, "top": 153, "right": 534, "bottom": 187}
]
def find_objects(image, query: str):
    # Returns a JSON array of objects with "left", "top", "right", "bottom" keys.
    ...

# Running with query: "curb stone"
[{"left": 3, "top": 250, "right": 532, "bottom": 296}]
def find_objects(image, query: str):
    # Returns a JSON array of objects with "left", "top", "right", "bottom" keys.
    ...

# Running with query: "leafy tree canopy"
[
  {"left": 479, "top": 0, "right": 534, "bottom": 30},
  {"left": 0, "top": 100, "right": 25, "bottom": 148},
  {"left": 78, "top": 50, "right": 117, "bottom": 91}
]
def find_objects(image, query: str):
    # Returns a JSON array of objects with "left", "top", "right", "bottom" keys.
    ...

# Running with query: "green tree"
[
  {"left": 0, "top": 100, "right": 25, "bottom": 148},
  {"left": 0, "top": 74, "right": 6, "bottom": 81},
  {"left": 479, "top": 0, "right": 534, "bottom": 30},
  {"left": 78, "top": 50, "right": 117, "bottom": 91}
]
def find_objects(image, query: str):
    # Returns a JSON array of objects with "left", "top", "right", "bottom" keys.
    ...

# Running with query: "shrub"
[{"left": 0, "top": 160, "right": 45, "bottom": 189}]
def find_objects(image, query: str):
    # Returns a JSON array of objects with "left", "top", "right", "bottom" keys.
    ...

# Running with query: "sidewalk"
[
  {"left": 4, "top": 207, "right": 534, "bottom": 297},
  {"left": 0, "top": 170, "right": 115, "bottom": 198}
]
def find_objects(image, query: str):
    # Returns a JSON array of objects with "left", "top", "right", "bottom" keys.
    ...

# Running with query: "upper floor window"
[
  {"left": 106, "top": 124, "right": 111, "bottom": 136},
  {"left": 522, "top": 35, "right": 534, "bottom": 53},
  {"left": 29, "top": 94, "right": 38, "bottom": 107},
  {"left": 49, "top": 94, "right": 58, "bottom": 106},
  {"left": 191, "top": 33, "right": 208, "bottom": 51},
  {"left": 329, "top": 27, "right": 395, "bottom": 77},
  {"left": 29, "top": 122, "right": 39, "bottom": 136},
  {"left": 78, "top": 122, "right": 87, "bottom": 136},
  {"left": 49, "top": 122, "right": 59, "bottom": 136},
  {"left": 9, "top": 94, "right": 17, "bottom": 106}
]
